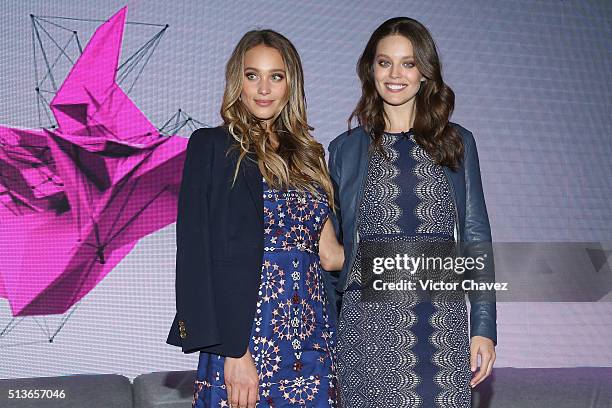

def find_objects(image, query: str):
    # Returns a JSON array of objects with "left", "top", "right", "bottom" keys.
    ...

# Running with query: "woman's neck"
[{"left": 383, "top": 99, "right": 416, "bottom": 133}]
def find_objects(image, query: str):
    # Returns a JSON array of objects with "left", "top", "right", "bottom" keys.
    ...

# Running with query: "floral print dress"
[{"left": 192, "top": 179, "right": 338, "bottom": 407}]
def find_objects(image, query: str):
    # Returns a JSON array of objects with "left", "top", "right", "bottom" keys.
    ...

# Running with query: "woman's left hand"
[{"left": 469, "top": 335, "right": 496, "bottom": 388}]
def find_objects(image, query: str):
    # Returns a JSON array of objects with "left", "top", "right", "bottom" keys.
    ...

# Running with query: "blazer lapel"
[{"left": 241, "top": 154, "right": 264, "bottom": 225}]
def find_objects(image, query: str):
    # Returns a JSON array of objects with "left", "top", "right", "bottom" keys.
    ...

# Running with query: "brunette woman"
[{"left": 328, "top": 17, "right": 497, "bottom": 407}]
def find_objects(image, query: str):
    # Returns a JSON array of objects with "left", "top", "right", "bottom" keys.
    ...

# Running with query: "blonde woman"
[{"left": 166, "top": 30, "right": 343, "bottom": 408}]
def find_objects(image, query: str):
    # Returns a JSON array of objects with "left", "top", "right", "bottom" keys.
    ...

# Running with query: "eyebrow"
[
  {"left": 244, "top": 67, "right": 286, "bottom": 73},
  {"left": 375, "top": 54, "right": 414, "bottom": 59}
]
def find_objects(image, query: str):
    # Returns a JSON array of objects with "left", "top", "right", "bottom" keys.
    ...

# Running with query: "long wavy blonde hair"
[{"left": 221, "top": 29, "right": 334, "bottom": 206}]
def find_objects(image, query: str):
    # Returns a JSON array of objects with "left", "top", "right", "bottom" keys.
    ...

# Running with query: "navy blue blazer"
[{"left": 166, "top": 126, "right": 265, "bottom": 357}]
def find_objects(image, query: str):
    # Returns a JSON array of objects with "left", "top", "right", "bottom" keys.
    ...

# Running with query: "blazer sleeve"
[
  {"left": 167, "top": 129, "right": 221, "bottom": 353},
  {"left": 462, "top": 130, "right": 498, "bottom": 345}
]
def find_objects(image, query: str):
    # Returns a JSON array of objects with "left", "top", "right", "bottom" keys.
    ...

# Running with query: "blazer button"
[{"left": 178, "top": 320, "right": 187, "bottom": 339}]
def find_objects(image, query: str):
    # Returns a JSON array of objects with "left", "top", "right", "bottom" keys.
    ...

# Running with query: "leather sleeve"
[
  {"left": 167, "top": 128, "right": 222, "bottom": 353},
  {"left": 462, "top": 130, "right": 498, "bottom": 345},
  {"left": 324, "top": 139, "right": 344, "bottom": 316},
  {"left": 327, "top": 139, "right": 343, "bottom": 244}
]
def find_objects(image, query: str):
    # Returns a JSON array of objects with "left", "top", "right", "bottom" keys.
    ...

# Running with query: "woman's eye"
[
  {"left": 378, "top": 60, "right": 390, "bottom": 67},
  {"left": 245, "top": 72, "right": 257, "bottom": 80},
  {"left": 272, "top": 73, "right": 284, "bottom": 81},
  {"left": 403, "top": 62, "right": 415, "bottom": 68}
]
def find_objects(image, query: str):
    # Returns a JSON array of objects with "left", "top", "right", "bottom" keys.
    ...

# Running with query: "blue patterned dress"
[
  {"left": 193, "top": 179, "right": 338, "bottom": 407},
  {"left": 336, "top": 131, "right": 471, "bottom": 407}
]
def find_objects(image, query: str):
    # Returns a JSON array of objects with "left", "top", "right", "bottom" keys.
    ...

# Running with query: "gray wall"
[{"left": 1, "top": 0, "right": 611, "bottom": 379}]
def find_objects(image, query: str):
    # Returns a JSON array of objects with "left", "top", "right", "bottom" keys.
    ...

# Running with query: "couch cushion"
[
  {"left": 473, "top": 367, "right": 612, "bottom": 408},
  {"left": 132, "top": 370, "right": 195, "bottom": 408},
  {"left": 0, "top": 374, "right": 132, "bottom": 408}
]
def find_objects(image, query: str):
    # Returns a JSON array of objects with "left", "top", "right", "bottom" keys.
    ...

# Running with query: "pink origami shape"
[
  {"left": 0, "top": 127, "right": 62, "bottom": 214},
  {"left": 0, "top": 6, "right": 188, "bottom": 316}
]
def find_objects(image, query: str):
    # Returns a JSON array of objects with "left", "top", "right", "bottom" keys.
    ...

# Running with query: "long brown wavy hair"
[
  {"left": 349, "top": 17, "right": 463, "bottom": 170},
  {"left": 221, "top": 30, "right": 334, "bottom": 204}
]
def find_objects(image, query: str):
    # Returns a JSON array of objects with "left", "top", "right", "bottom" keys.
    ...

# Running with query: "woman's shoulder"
[
  {"left": 449, "top": 122, "right": 484, "bottom": 167},
  {"left": 185, "top": 126, "right": 236, "bottom": 162},
  {"left": 188, "top": 125, "right": 232, "bottom": 148},
  {"left": 328, "top": 125, "right": 368, "bottom": 152},
  {"left": 449, "top": 122, "right": 476, "bottom": 147}
]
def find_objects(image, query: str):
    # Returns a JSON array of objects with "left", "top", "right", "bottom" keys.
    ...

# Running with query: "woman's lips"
[{"left": 255, "top": 99, "right": 273, "bottom": 107}]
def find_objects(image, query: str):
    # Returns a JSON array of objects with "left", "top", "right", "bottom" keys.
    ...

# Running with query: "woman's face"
[
  {"left": 373, "top": 34, "right": 424, "bottom": 107},
  {"left": 241, "top": 44, "right": 288, "bottom": 123}
]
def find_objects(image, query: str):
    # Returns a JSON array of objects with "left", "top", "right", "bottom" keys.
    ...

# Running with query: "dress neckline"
[{"left": 385, "top": 128, "right": 414, "bottom": 136}]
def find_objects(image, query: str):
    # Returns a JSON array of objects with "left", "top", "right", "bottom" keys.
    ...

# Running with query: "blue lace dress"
[
  {"left": 192, "top": 179, "right": 338, "bottom": 407},
  {"left": 336, "top": 131, "right": 471, "bottom": 408}
]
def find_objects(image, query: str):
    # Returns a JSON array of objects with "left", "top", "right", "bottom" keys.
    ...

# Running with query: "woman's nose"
[
  {"left": 390, "top": 64, "right": 402, "bottom": 78},
  {"left": 258, "top": 81, "right": 271, "bottom": 95}
]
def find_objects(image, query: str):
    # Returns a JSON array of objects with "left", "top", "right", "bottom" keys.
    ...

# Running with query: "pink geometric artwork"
[{"left": 0, "top": 6, "right": 188, "bottom": 317}]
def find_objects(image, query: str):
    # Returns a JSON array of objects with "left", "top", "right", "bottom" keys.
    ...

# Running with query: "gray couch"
[{"left": 1, "top": 368, "right": 611, "bottom": 407}]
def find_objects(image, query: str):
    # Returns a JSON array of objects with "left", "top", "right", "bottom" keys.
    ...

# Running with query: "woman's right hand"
[
  {"left": 224, "top": 349, "right": 259, "bottom": 408},
  {"left": 319, "top": 218, "right": 345, "bottom": 271}
]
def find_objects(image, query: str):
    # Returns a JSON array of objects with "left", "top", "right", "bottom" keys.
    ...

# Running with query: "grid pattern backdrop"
[{"left": 0, "top": 0, "right": 611, "bottom": 380}]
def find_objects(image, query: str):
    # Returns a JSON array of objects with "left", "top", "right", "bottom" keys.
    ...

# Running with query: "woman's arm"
[
  {"left": 170, "top": 130, "right": 222, "bottom": 353},
  {"left": 462, "top": 129, "right": 497, "bottom": 342},
  {"left": 319, "top": 218, "right": 344, "bottom": 271},
  {"left": 461, "top": 127, "right": 497, "bottom": 387}
]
